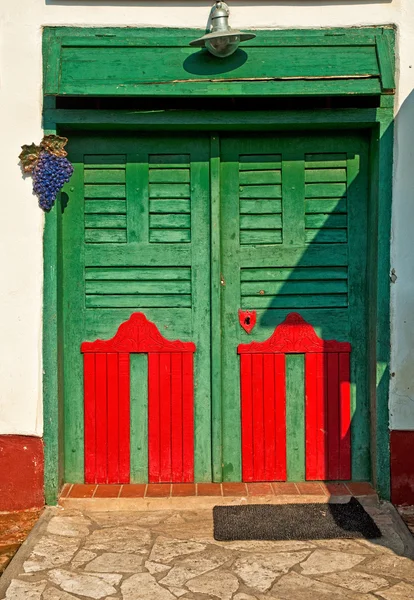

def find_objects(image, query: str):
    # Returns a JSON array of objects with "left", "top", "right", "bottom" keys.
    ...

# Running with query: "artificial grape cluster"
[{"left": 32, "top": 151, "right": 74, "bottom": 211}]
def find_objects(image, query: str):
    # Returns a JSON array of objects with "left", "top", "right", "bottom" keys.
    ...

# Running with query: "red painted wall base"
[
  {"left": 391, "top": 430, "right": 414, "bottom": 505},
  {"left": 0, "top": 435, "right": 44, "bottom": 511}
]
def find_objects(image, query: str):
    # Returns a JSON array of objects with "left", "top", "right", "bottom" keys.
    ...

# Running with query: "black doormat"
[{"left": 213, "top": 497, "right": 382, "bottom": 541}]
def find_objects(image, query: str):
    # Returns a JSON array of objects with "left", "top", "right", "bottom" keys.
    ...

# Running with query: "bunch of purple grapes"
[{"left": 33, "top": 151, "right": 74, "bottom": 211}]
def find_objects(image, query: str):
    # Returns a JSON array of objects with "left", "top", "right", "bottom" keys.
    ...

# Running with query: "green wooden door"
[
  {"left": 62, "top": 134, "right": 211, "bottom": 483},
  {"left": 220, "top": 132, "right": 369, "bottom": 482}
]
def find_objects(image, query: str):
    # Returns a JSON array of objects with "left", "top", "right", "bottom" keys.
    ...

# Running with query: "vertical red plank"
[
  {"left": 171, "top": 353, "right": 183, "bottom": 482},
  {"left": 118, "top": 353, "right": 130, "bottom": 483},
  {"left": 316, "top": 353, "right": 327, "bottom": 480},
  {"left": 339, "top": 353, "right": 351, "bottom": 480},
  {"left": 95, "top": 353, "right": 108, "bottom": 483},
  {"left": 182, "top": 353, "right": 194, "bottom": 482},
  {"left": 148, "top": 353, "right": 160, "bottom": 483},
  {"left": 84, "top": 353, "right": 96, "bottom": 484},
  {"left": 159, "top": 353, "right": 172, "bottom": 481},
  {"left": 275, "top": 354, "right": 287, "bottom": 481},
  {"left": 263, "top": 354, "right": 276, "bottom": 480},
  {"left": 327, "top": 353, "right": 340, "bottom": 480},
  {"left": 305, "top": 353, "right": 318, "bottom": 481},
  {"left": 107, "top": 353, "right": 119, "bottom": 484},
  {"left": 241, "top": 354, "right": 254, "bottom": 482},
  {"left": 252, "top": 354, "right": 265, "bottom": 481}
]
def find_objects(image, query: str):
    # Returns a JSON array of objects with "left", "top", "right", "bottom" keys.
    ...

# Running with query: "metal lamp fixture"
[{"left": 190, "top": 1, "right": 256, "bottom": 58}]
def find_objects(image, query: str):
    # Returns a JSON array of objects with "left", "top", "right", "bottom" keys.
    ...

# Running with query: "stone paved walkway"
[{"left": 1, "top": 502, "right": 414, "bottom": 600}]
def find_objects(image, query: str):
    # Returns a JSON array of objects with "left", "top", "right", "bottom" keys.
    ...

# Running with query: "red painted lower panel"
[
  {"left": 391, "top": 431, "right": 414, "bottom": 505},
  {"left": 0, "top": 435, "right": 44, "bottom": 510}
]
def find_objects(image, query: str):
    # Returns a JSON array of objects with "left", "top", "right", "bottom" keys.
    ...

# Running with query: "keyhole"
[{"left": 245, "top": 316, "right": 251, "bottom": 325}]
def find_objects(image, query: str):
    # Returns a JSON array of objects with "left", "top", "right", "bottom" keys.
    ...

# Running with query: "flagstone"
[
  {"left": 149, "top": 536, "right": 206, "bottom": 563},
  {"left": 90, "top": 512, "right": 169, "bottom": 528},
  {"left": 4, "top": 579, "right": 47, "bottom": 600},
  {"left": 313, "top": 539, "right": 374, "bottom": 555},
  {"left": 224, "top": 540, "right": 315, "bottom": 553},
  {"left": 300, "top": 550, "right": 365, "bottom": 575},
  {"left": 167, "top": 586, "right": 187, "bottom": 598},
  {"left": 159, "top": 547, "right": 231, "bottom": 588},
  {"left": 121, "top": 573, "right": 176, "bottom": 600},
  {"left": 23, "top": 536, "right": 80, "bottom": 572},
  {"left": 233, "top": 551, "right": 311, "bottom": 592},
  {"left": 85, "top": 526, "right": 151, "bottom": 553},
  {"left": 48, "top": 569, "right": 116, "bottom": 599},
  {"left": 43, "top": 587, "right": 79, "bottom": 599},
  {"left": 71, "top": 550, "right": 97, "bottom": 569},
  {"left": 186, "top": 570, "right": 239, "bottom": 600},
  {"left": 47, "top": 516, "right": 91, "bottom": 538},
  {"left": 85, "top": 552, "right": 144, "bottom": 573},
  {"left": 270, "top": 571, "right": 350, "bottom": 599},
  {"left": 376, "top": 582, "right": 414, "bottom": 600},
  {"left": 145, "top": 560, "right": 171, "bottom": 575},
  {"left": 360, "top": 555, "right": 414, "bottom": 582},
  {"left": 317, "top": 570, "right": 390, "bottom": 593}
]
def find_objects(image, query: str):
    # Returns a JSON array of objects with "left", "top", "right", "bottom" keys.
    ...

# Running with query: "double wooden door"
[{"left": 62, "top": 131, "right": 369, "bottom": 484}]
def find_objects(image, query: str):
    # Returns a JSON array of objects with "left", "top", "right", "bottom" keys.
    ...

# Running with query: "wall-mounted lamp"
[{"left": 190, "top": 1, "right": 256, "bottom": 58}]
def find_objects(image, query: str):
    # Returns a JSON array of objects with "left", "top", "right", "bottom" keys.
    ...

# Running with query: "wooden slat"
[
  {"left": 85, "top": 200, "right": 127, "bottom": 214},
  {"left": 240, "top": 215, "right": 283, "bottom": 229},
  {"left": 305, "top": 168, "right": 347, "bottom": 183},
  {"left": 95, "top": 353, "right": 108, "bottom": 483},
  {"left": 327, "top": 353, "right": 340, "bottom": 480},
  {"left": 241, "top": 354, "right": 254, "bottom": 482},
  {"left": 316, "top": 353, "right": 327, "bottom": 480},
  {"left": 84, "top": 184, "right": 126, "bottom": 199},
  {"left": 305, "top": 154, "right": 347, "bottom": 168},
  {"left": 182, "top": 353, "right": 194, "bottom": 482},
  {"left": 252, "top": 354, "right": 265, "bottom": 481},
  {"left": 148, "top": 353, "right": 160, "bottom": 482},
  {"left": 241, "top": 295, "right": 348, "bottom": 309},
  {"left": 305, "top": 230, "right": 347, "bottom": 244},
  {"left": 263, "top": 354, "right": 276, "bottom": 480},
  {"left": 150, "top": 214, "right": 191, "bottom": 229},
  {"left": 85, "top": 215, "right": 127, "bottom": 229},
  {"left": 240, "top": 185, "right": 282, "bottom": 199},
  {"left": 305, "top": 214, "right": 347, "bottom": 229},
  {"left": 241, "top": 244, "right": 348, "bottom": 267},
  {"left": 85, "top": 280, "right": 191, "bottom": 295},
  {"left": 85, "top": 267, "right": 191, "bottom": 280},
  {"left": 239, "top": 155, "right": 282, "bottom": 170},
  {"left": 107, "top": 353, "right": 119, "bottom": 484},
  {"left": 171, "top": 353, "right": 183, "bottom": 482},
  {"left": 86, "top": 294, "right": 192, "bottom": 308},
  {"left": 118, "top": 353, "right": 130, "bottom": 483},
  {"left": 241, "top": 266, "right": 348, "bottom": 281},
  {"left": 85, "top": 230, "right": 127, "bottom": 243},
  {"left": 149, "top": 154, "right": 189, "bottom": 166},
  {"left": 84, "top": 169, "right": 126, "bottom": 184},
  {"left": 339, "top": 353, "right": 351, "bottom": 479},
  {"left": 305, "top": 199, "right": 347, "bottom": 214},
  {"left": 239, "top": 170, "right": 282, "bottom": 185},
  {"left": 149, "top": 183, "right": 190, "bottom": 198},
  {"left": 240, "top": 230, "right": 282, "bottom": 245},
  {"left": 275, "top": 354, "right": 287, "bottom": 481},
  {"left": 150, "top": 199, "right": 191, "bottom": 214},
  {"left": 149, "top": 169, "right": 190, "bottom": 183},
  {"left": 84, "top": 354, "right": 96, "bottom": 484},
  {"left": 241, "top": 280, "right": 348, "bottom": 296},
  {"left": 240, "top": 200, "right": 282, "bottom": 215},
  {"left": 149, "top": 230, "right": 191, "bottom": 243},
  {"left": 84, "top": 154, "right": 126, "bottom": 166},
  {"left": 159, "top": 353, "right": 172, "bottom": 481},
  {"left": 305, "top": 183, "right": 347, "bottom": 198}
]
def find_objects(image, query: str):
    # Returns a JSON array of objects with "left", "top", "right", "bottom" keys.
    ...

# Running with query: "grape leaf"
[
  {"left": 19, "top": 143, "right": 41, "bottom": 173},
  {"left": 40, "top": 135, "right": 69, "bottom": 157}
]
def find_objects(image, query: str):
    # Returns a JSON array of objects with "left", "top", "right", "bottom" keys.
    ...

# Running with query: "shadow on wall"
[{"left": 44, "top": 1, "right": 393, "bottom": 6}]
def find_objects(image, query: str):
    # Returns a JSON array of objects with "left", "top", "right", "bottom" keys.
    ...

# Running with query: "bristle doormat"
[{"left": 213, "top": 497, "right": 382, "bottom": 541}]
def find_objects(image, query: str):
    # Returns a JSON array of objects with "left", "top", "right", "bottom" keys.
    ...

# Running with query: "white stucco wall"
[{"left": 0, "top": 0, "right": 413, "bottom": 436}]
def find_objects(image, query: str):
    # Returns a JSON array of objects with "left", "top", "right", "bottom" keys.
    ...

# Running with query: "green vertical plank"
[
  {"left": 63, "top": 157, "right": 85, "bottom": 483},
  {"left": 347, "top": 144, "right": 370, "bottom": 481},
  {"left": 191, "top": 143, "right": 212, "bottom": 482},
  {"left": 130, "top": 353, "right": 148, "bottom": 482},
  {"left": 286, "top": 354, "right": 305, "bottom": 481},
  {"left": 375, "top": 116, "right": 393, "bottom": 499},
  {"left": 282, "top": 156, "right": 305, "bottom": 245},
  {"left": 210, "top": 134, "right": 223, "bottom": 482},
  {"left": 220, "top": 142, "right": 242, "bottom": 482},
  {"left": 127, "top": 154, "right": 147, "bottom": 243}
]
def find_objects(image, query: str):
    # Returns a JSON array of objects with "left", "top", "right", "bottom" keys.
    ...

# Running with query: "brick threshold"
[{"left": 59, "top": 482, "right": 378, "bottom": 511}]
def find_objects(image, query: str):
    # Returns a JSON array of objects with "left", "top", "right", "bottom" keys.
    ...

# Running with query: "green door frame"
[{"left": 42, "top": 30, "right": 395, "bottom": 505}]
